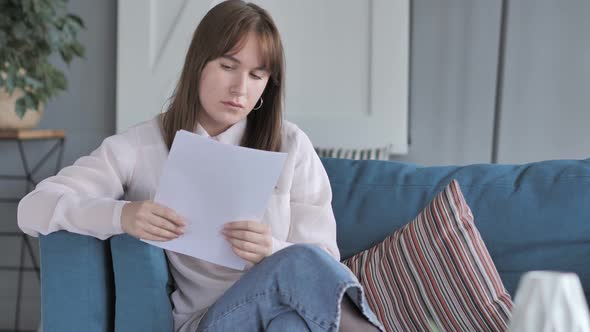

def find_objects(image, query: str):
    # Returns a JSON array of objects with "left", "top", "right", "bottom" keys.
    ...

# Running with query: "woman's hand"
[
  {"left": 121, "top": 201, "right": 186, "bottom": 241},
  {"left": 222, "top": 221, "right": 272, "bottom": 265}
]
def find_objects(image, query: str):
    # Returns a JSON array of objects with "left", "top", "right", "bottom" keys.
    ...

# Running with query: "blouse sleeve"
[
  {"left": 271, "top": 131, "right": 340, "bottom": 261},
  {"left": 17, "top": 128, "right": 138, "bottom": 240}
]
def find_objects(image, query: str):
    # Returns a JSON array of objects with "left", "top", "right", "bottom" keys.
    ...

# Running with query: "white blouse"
[{"left": 17, "top": 115, "right": 340, "bottom": 332}]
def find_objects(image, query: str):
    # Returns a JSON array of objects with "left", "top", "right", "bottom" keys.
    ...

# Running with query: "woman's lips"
[{"left": 222, "top": 101, "right": 244, "bottom": 109}]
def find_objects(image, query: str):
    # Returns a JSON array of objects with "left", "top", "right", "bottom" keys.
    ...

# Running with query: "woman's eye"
[
  {"left": 220, "top": 64, "right": 233, "bottom": 70},
  {"left": 250, "top": 73, "right": 262, "bottom": 80}
]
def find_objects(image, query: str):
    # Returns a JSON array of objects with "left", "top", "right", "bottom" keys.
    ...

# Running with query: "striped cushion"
[
  {"left": 344, "top": 180, "right": 513, "bottom": 331},
  {"left": 315, "top": 146, "right": 390, "bottom": 160}
]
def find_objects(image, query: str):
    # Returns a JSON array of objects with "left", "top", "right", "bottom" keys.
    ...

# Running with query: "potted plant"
[{"left": 0, "top": 0, "right": 85, "bottom": 130}]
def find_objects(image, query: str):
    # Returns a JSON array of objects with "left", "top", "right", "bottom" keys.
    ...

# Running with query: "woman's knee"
[
  {"left": 273, "top": 243, "right": 330, "bottom": 263},
  {"left": 257, "top": 243, "right": 347, "bottom": 284},
  {"left": 267, "top": 244, "right": 338, "bottom": 274},
  {"left": 266, "top": 310, "right": 311, "bottom": 332}
]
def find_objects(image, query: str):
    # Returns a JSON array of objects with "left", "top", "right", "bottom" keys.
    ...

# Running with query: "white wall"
[
  {"left": 496, "top": 0, "right": 590, "bottom": 163},
  {"left": 393, "top": 0, "right": 590, "bottom": 166},
  {"left": 117, "top": 0, "right": 409, "bottom": 153}
]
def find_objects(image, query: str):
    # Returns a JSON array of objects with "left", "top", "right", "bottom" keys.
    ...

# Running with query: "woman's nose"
[{"left": 230, "top": 73, "right": 248, "bottom": 96}]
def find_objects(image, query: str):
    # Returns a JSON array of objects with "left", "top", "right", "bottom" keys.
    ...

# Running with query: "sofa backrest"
[
  {"left": 321, "top": 157, "right": 590, "bottom": 300},
  {"left": 38, "top": 158, "right": 590, "bottom": 331}
]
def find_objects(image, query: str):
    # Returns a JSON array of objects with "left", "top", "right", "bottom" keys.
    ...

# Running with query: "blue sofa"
[{"left": 38, "top": 158, "right": 590, "bottom": 331}]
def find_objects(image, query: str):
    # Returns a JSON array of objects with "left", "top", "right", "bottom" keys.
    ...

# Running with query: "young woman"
[{"left": 18, "top": 1, "right": 383, "bottom": 331}]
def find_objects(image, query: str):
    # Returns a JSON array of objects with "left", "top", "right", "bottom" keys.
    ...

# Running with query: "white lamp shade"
[{"left": 508, "top": 271, "right": 590, "bottom": 332}]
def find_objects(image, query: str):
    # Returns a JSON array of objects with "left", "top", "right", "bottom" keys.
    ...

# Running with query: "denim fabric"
[{"left": 196, "top": 244, "right": 384, "bottom": 332}]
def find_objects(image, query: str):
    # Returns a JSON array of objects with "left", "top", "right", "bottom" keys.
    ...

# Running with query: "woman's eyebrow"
[{"left": 221, "top": 55, "right": 267, "bottom": 71}]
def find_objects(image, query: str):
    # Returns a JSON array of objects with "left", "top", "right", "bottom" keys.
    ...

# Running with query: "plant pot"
[{"left": 0, "top": 88, "right": 44, "bottom": 130}]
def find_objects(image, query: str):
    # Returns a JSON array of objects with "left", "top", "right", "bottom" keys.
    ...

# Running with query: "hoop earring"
[{"left": 253, "top": 97, "right": 263, "bottom": 110}]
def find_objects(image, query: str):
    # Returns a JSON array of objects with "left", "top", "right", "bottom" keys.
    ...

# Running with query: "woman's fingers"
[
  {"left": 231, "top": 246, "right": 263, "bottom": 264},
  {"left": 223, "top": 221, "right": 271, "bottom": 246},
  {"left": 224, "top": 220, "right": 268, "bottom": 234},
  {"left": 225, "top": 237, "right": 265, "bottom": 255},
  {"left": 141, "top": 233, "right": 172, "bottom": 242},
  {"left": 142, "top": 222, "right": 180, "bottom": 240},
  {"left": 149, "top": 214, "right": 185, "bottom": 236},
  {"left": 151, "top": 203, "right": 186, "bottom": 227},
  {"left": 223, "top": 229, "right": 266, "bottom": 244},
  {"left": 223, "top": 221, "right": 272, "bottom": 264},
  {"left": 121, "top": 200, "right": 187, "bottom": 241}
]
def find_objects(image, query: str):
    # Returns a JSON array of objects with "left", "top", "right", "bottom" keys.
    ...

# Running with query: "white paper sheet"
[{"left": 142, "top": 130, "right": 287, "bottom": 270}]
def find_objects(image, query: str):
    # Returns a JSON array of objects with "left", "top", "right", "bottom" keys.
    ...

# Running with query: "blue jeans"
[{"left": 195, "top": 244, "right": 383, "bottom": 332}]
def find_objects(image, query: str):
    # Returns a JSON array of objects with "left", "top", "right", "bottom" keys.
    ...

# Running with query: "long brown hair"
[{"left": 161, "top": 0, "right": 284, "bottom": 152}]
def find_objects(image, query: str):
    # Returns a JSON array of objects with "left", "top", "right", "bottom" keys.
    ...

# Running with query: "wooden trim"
[{"left": 0, "top": 129, "right": 65, "bottom": 140}]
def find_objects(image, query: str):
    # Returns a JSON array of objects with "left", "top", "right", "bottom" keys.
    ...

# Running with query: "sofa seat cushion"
[{"left": 344, "top": 180, "right": 513, "bottom": 331}]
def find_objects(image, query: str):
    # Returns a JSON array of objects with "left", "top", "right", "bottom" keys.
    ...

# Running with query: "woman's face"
[{"left": 198, "top": 32, "right": 270, "bottom": 136}]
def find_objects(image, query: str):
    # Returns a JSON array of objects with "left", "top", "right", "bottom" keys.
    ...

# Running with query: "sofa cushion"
[
  {"left": 39, "top": 231, "right": 114, "bottom": 332},
  {"left": 110, "top": 234, "right": 174, "bottom": 332},
  {"left": 344, "top": 180, "right": 513, "bottom": 331},
  {"left": 322, "top": 158, "right": 590, "bottom": 301}
]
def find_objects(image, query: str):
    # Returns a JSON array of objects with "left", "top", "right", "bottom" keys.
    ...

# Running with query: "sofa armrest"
[
  {"left": 39, "top": 231, "right": 114, "bottom": 332},
  {"left": 110, "top": 234, "right": 174, "bottom": 332}
]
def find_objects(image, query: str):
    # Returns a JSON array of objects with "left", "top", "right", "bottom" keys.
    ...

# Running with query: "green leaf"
[
  {"left": 30, "top": 0, "right": 40, "bottom": 14},
  {"left": 28, "top": 92, "right": 40, "bottom": 109},
  {"left": 55, "top": 16, "right": 65, "bottom": 30},
  {"left": 15, "top": 98, "right": 27, "bottom": 119},
  {"left": 24, "top": 76, "right": 43, "bottom": 89},
  {"left": 71, "top": 41, "right": 85, "bottom": 57},
  {"left": 54, "top": 71, "right": 66, "bottom": 90},
  {"left": 6, "top": 62, "right": 17, "bottom": 76},
  {"left": 21, "top": 0, "right": 34, "bottom": 14},
  {"left": 0, "top": 31, "right": 7, "bottom": 48},
  {"left": 67, "top": 14, "right": 85, "bottom": 29},
  {"left": 5, "top": 73, "right": 16, "bottom": 94},
  {"left": 15, "top": 74, "right": 26, "bottom": 89},
  {"left": 59, "top": 47, "right": 73, "bottom": 64},
  {"left": 12, "top": 22, "right": 28, "bottom": 40},
  {"left": 47, "top": 27, "right": 60, "bottom": 45},
  {"left": 24, "top": 93, "right": 35, "bottom": 109}
]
